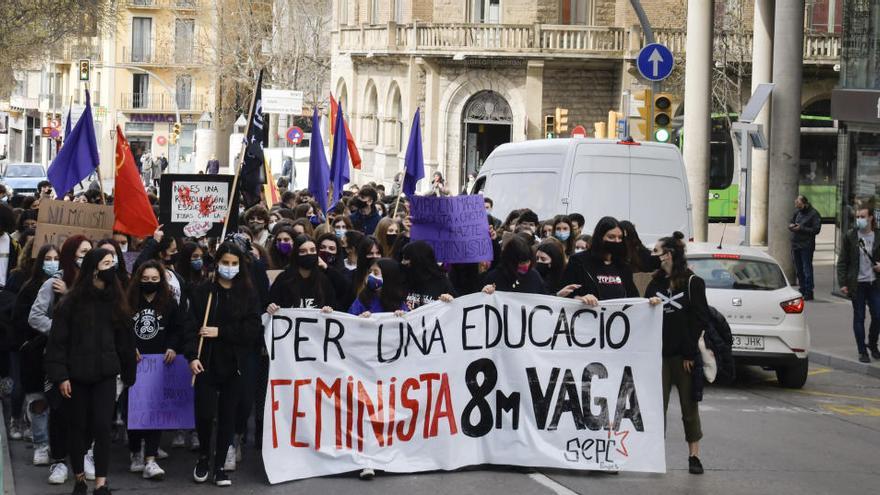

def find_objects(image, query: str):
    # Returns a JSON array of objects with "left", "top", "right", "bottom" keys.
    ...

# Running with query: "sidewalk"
[{"left": 708, "top": 224, "right": 880, "bottom": 379}]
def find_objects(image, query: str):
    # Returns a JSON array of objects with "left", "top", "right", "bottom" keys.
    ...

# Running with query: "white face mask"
[
  {"left": 119, "top": 244, "right": 129, "bottom": 253},
  {"left": 857, "top": 218, "right": 870, "bottom": 230},
  {"left": 574, "top": 248, "right": 585, "bottom": 254}
]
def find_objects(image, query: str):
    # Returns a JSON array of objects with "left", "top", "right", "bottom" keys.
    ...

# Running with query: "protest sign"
[
  {"left": 262, "top": 293, "right": 664, "bottom": 483},
  {"left": 128, "top": 355, "right": 195, "bottom": 430},
  {"left": 409, "top": 195, "right": 493, "bottom": 263},
  {"left": 33, "top": 200, "right": 114, "bottom": 257},
  {"left": 159, "top": 174, "right": 234, "bottom": 238}
]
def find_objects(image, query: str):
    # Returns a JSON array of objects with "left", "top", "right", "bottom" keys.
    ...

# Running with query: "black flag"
[{"left": 237, "top": 69, "right": 267, "bottom": 210}]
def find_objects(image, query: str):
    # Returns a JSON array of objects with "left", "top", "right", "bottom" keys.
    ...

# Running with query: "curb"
[
  {"left": 1, "top": 402, "right": 15, "bottom": 495},
  {"left": 811, "top": 350, "right": 880, "bottom": 379}
]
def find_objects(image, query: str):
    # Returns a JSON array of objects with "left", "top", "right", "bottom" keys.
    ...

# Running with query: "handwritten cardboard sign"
[
  {"left": 409, "top": 195, "right": 493, "bottom": 264},
  {"left": 127, "top": 355, "right": 195, "bottom": 430},
  {"left": 33, "top": 200, "right": 115, "bottom": 257},
  {"left": 159, "top": 174, "right": 235, "bottom": 238}
]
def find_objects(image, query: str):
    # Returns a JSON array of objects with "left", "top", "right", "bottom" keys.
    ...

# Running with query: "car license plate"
[{"left": 732, "top": 335, "right": 765, "bottom": 350}]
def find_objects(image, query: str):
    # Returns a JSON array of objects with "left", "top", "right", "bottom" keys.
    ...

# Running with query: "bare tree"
[{"left": 711, "top": 0, "right": 750, "bottom": 128}]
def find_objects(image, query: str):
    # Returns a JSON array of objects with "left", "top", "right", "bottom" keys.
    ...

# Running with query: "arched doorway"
[{"left": 461, "top": 90, "right": 512, "bottom": 181}]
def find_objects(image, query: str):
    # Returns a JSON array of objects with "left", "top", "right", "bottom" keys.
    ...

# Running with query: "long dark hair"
[
  {"left": 128, "top": 260, "right": 173, "bottom": 314},
  {"left": 552, "top": 215, "right": 576, "bottom": 254},
  {"left": 354, "top": 236, "right": 381, "bottom": 295},
  {"left": 268, "top": 225, "right": 297, "bottom": 269},
  {"left": 619, "top": 220, "right": 649, "bottom": 271},
  {"left": 22, "top": 243, "right": 58, "bottom": 293},
  {"left": 401, "top": 240, "right": 444, "bottom": 287},
  {"left": 214, "top": 241, "right": 254, "bottom": 296},
  {"left": 59, "top": 235, "right": 91, "bottom": 287},
  {"left": 67, "top": 247, "right": 131, "bottom": 324},
  {"left": 174, "top": 241, "right": 205, "bottom": 284},
  {"left": 96, "top": 238, "right": 130, "bottom": 284},
  {"left": 653, "top": 231, "right": 691, "bottom": 290},
  {"left": 278, "top": 235, "right": 331, "bottom": 308},
  {"left": 316, "top": 232, "right": 344, "bottom": 269},
  {"left": 499, "top": 235, "right": 533, "bottom": 281},
  {"left": 589, "top": 216, "right": 624, "bottom": 263},
  {"left": 537, "top": 240, "right": 566, "bottom": 291},
  {"left": 358, "top": 258, "right": 407, "bottom": 312}
]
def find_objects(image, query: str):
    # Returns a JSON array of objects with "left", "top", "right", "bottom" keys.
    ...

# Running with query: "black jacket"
[
  {"left": 644, "top": 274, "right": 708, "bottom": 359},
  {"left": 406, "top": 275, "right": 457, "bottom": 310},
  {"left": 561, "top": 252, "right": 639, "bottom": 300},
  {"left": 45, "top": 288, "right": 137, "bottom": 385},
  {"left": 132, "top": 295, "right": 191, "bottom": 355},
  {"left": 482, "top": 267, "right": 547, "bottom": 294},
  {"left": 790, "top": 205, "right": 821, "bottom": 250},
  {"left": 185, "top": 282, "right": 261, "bottom": 378},
  {"left": 836, "top": 227, "right": 880, "bottom": 294},
  {"left": 269, "top": 267, "right": 337, "bottom": 310}
]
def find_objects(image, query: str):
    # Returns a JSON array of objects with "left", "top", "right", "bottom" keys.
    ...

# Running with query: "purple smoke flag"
[
  {"left": 328, "top": 103, "right": 350, "bottom": 207},
  {"left": 308, "top": 107, "right": 330, "bottom": 213},
  {"left": 402, "top": 108, "right": 425, "bottom": 197},
  {"left": 48, "top": 90, "right": 99, "bottom": 194}
]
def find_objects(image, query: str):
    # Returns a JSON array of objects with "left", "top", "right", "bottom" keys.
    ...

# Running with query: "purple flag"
[
  {"left": 308, "top": 108, "right": 330, "bottom": 213},
  {"left": 328, "top": 103, "right": 350, "bottom": 207},
  {"left": 127, "top": 355, "right": 195, "bottom": 430},
  {"left": 402, "top": 108, "right": 425, "bottom": 197},
  {"left": 48, "top": 90, "right": 99, "bottom": 194}
]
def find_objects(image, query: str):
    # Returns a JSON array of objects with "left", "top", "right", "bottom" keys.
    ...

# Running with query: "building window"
[
  {"left": 179, "top": 123, "right": 197, "bottom": 161},
  {"left": 371, "top": 0, "right": 380, "bottom": 24},
  {"left": 131, "top": 17, "right": 152, "bottom": 63},
  {"left": 125, "top": 122, "right": 154, "bottom": 133},
  {"left": 561, "top": 0, "right": 592, "bottom": 25},
  {"left": 394, "top": 0, "right": 403, "bottom": 23},
  {"left": 471, "top": 0, "right": 501, "bottom": 24},
  {"left": 133, "top": 74, "right": 149, "bottom": 109},
  {"left": 175, "top": 19, "right": 195, "bottom": 63},
  {"left": 389, "top": 85, "right": 403, "bottom": 152},
  {"left": 364, "top": 83, "right": 378, "bottom": 145},
  {"left": 176, "top": 74, "right": 193, "bottom": 110},
  {"left": 807, "top": 0, "right": 843, "bottom": 34},
  {"left": 340, "top": 0, "right": 348, "bottom": 25}
]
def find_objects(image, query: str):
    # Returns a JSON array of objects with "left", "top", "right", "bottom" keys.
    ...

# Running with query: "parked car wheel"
[{"left": 775, "top": 357, "right": 809, "bottom": 389}]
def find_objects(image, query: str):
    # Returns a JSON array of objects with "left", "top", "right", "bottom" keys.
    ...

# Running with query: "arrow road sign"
[{"left": 637, "top": 43, "right": 674, "bottom": 82}]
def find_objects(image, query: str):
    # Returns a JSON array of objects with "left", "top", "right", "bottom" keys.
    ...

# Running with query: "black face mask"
[
  {"left": 299, "top": 254, "right": 318, "bottom": 270},
  {"left": 164, "top": 253, "right": 178, "bottom": 266},
  {"left": 319, "top": 251, "right": 336, "bottom": 266},
  {"left": 97, "top": 267, "right": 117, "bottom": 285},
  {"left": 140, "top": 281, "right": 161, "bottom": 294},
  {"left": 386, "top": 234, "right": 399, "bottom": 247},
  {"left": 535, "top": 262, "right": 551, "bottom": 278},
  {"left": 605, "top": 241, "right": 626, "bottom": 259}
]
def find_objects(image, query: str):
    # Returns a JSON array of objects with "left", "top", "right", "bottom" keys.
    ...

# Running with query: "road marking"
[
  {"left": 528, "top": 473, "right": 580, "bottom": 495},
  {"left": 762, "top": 367, "right": 833, "bottom": 383},
  {"left": 820, "top": 404, "right": 880, "bottom": 417},
  {"left": 794, "top": 390, "right": 880, "bottom": 404}
]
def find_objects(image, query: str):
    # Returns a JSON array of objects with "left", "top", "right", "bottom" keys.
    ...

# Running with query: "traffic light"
[
  {"left": 78, "top": 59, "right": 90, "bottom": 82},
  {"left": 170, "top": 122, "right": 181, "bottom": 145},
  {"left": 653, "top": 93, "right": 673, "bottom": 142},
  {"left": 554, "top": 107, "right": 569, "bottom": 134},
  {"left": 543, "top": 115, "right": 555, "bottom": 138},
  {"left": 635, "top": 89, "right": 653, "bottom": 140}
]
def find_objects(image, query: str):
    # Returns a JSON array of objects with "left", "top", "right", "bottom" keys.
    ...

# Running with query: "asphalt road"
[{"left": 8, "top": 362, "right": 880, "bottom": 495}]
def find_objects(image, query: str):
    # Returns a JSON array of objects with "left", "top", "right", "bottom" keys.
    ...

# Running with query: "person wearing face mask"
[
  {"left": 28, "top": 235, "right": 93, "bottom": 486},
  {"left": 481, "top": 235, "right": 547, "bottom": 295},
  {"left": 45, "top": 248, "right": 137, "bottom": 495},
  {"left": 349, "top": 258, "right": 409, "bottom": 318},
  {"left": 561, "top": 216, "right": 639, "bottom": 306},
  {"left": 644, "top": 231, "right": 707, "bottom": 475},
  {"left": 352, "top": 236, "right": 383, "bottom": 299},
  {"left": 124, "top": 260, "right": 190, "bottom": 480},
  {"left": 268, "top": 236, "right": 336, "bottom": 317},
  {"left": 268, "top": 226, "right": 297, "bottom": 269},
  {"left": 186, "top": 242, "right": 261, "bottom": 488},
  {"left": 316, "top": 233, "right": 353, "bottom": 311},
  {"left": 342, "top": 230, "right": 365, "bottom": 278},
  {"left": 535, "top": 241, "right": 568, "bottom": 295},
  {"left": 243, "top": 205, "right": 271, "bottom": 247},
  {"left": 174, "top": 241, "right": 207, "bottom": 305},
  {"left": 349, "top": 186, "right": 382, "bottom": 235},
  {"left": 333, "top": 216, "right": 352, "bottom": 240},
  {"left": 112, "top": 232, "right": 131, "bottom": 255},
  {"left": 552, "top": 216, "right": 576, "bottom": 255},
  {"left": 837, "top": 207, "right": 880, "bottom": 363},
  {"left": 789, "top": 195, "right": 821, "bottom": 301},
  {"left": 574, "top": 234, "right": 592, "bottom": 255},
  {"left": 11, "top": 244, "right": 59, "bottom": 465},
  {"left": 376, "top": 217, "right": 403, "bottom": 258},
  {"left": 400, "top": 241, "right": 455, "bottom": 310},
  {"left": 97, "top": 238, "right": 131, "bottom": 286}
]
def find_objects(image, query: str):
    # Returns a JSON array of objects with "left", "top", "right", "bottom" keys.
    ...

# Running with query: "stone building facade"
[{"left": 330, "top": 0, "right": 841, "bottom": 191}]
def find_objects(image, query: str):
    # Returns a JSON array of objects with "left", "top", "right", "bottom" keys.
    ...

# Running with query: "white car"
[{"left": 688, "top": 243, "right": 810, "bottom": 388}]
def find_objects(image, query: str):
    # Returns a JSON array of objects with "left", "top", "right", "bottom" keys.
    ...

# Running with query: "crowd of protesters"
[{"left": 0, "top": 179, "right": 708, "bottom": 493}]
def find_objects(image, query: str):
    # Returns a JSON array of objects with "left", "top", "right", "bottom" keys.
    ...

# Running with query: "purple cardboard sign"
[
  {"left": 409, "top": 195, "right": 493, "bottom": 264},
  {"left": 127, "top": 355, "right": 195, "bottom": 430}
]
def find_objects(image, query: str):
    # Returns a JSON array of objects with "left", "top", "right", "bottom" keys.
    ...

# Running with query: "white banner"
[
  {"left": 262, "top": 292, "right": 665, "bottom": 484},
  {"left": 262, "top": 89, "right": 304, "bottom": 115}
]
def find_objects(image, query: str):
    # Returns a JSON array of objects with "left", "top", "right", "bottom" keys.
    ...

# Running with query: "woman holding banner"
[
  {"left": 561, "top": 216, "right": 639, "bottom": 305},
  {"left": 400, "top": 241, "right": 455, "bottom": 310},
  {"left": 185, "top": 242, "right": 261, "bottom": 487},
  {"left": 267, "top": 235, "right": 336, "bottom": 313},
  {"left": 45, "top": 247, "right": 137, "bottom": 495},
  {"left": 125, "top": 260, "right": 190, "bottom": 480},
  {"left": 644, "top": 231, "right": 707, "bottom": 475},
  {"left": 481, "top": 235, "right": 548, "bottom": 295},
  {"left": 316, "top": 232, "right": 354, "bottom": 311},
  {"left": 28, "top": 234, "right": 93, "bottom": 486}
]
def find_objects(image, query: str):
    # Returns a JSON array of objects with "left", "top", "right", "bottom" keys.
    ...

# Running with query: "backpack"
[{"left": 704, "top": 306, "right": 736, "bottom": 385}]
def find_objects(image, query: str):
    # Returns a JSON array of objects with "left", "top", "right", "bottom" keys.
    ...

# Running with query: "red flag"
[
  {"left": 113, "top": 126, "right": 159, "bottom": 237},
  {"left": 330, "top": 94, "right": 362, "bottom": 170}
]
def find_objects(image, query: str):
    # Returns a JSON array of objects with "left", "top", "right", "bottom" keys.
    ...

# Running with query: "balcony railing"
[
  {"left": 121, "top": 46, "right": 208, "bottom": 66},
  {"left": 126, "top": 0, "right": 202, "bottom": 8},
  {"left": 336, "top": 23, "right": 840, "bottom": 64},
  {"left": 120, "top": 92, "right": 208, "bottom": 112}
]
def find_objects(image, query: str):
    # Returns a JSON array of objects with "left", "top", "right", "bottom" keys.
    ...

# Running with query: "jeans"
[
  {"left": 851, "top": 282, "right": 880, "bottom": 355},
  {"left": 24, "top": 393, "right": 49, "bottom": 445},
  {"left": 792, "top": 247, "right": 815, "bottom": 296}
]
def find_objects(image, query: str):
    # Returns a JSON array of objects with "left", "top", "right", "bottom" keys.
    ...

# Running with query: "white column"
[
  {"left": 749, "top": 0, "right": 774, "bottom": 245},
  {"left": 525, "top": 60, "right": 544, "bottom": 140},
  {"left": 767, "top": 0, "right": 805, "bottom": 278},
  {"left": 682, "top": 0, "right": 714, "bottom": 241}
]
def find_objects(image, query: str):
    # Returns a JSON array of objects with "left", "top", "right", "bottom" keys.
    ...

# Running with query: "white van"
[{"left": 472, "top": 138, "right": 693, "bottom": 243}]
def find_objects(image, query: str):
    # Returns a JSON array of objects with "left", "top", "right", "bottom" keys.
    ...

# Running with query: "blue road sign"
[{"left": 637, "top": 43, "right": 674, "bottom": 82}]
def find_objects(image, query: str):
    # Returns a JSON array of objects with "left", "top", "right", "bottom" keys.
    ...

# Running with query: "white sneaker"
[
  {"left": 129, "top": 452, "right": 145, "bottom": 473},
  {"left": 47, "top": 462, "right": 68, "bottom": 484},
  {"left": 157, "top": 447, "right": 169, "bottom": 460},
  {"left": 9, "top": 419, "right": 23, "bottom": 440},
  {"left": 223, "top": 445, "right": 236, "bottom": 472},
  {"left": 32, "top": 444, "right": 50, "bottom": 466},
  {"left": 189, "top": 431, "right": 200, "bottom": 451},
  {"left": 171, "top": 431, "right": 186, "bottom": 448},
  {"left": 359, "top": 467, "right": 375, "bottom": 480},
  {"left": 142, "top": 459, "right": 165, "bottom": 480},
  {"left": 84, "top": 449, "right": 95, "bottom": 481}
]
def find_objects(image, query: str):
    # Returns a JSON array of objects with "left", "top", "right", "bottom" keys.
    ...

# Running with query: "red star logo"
[{"left": 608, "top": 428, "right": 630, "bottom": 457}]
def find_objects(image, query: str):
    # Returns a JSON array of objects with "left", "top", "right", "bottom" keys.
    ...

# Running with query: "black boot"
[{"left": 688, "top": 456, "right": 704, "bottom": 474}]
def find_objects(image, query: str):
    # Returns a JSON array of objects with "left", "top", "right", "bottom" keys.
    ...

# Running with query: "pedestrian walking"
[
  {"left": 789, "top": 195, "right": 821, "bottom": 300},
  {"left": 644, "top": 231, "right": 707, "bottom": 475},
  {"left": 185, "top": 242, "right": 261, "bottom": 487},
  {"left": 836, "top": 207, "right": 880, "bottom": 362},
  {"left": 45, "top": 247, "right": 138, "bottom": 495}
]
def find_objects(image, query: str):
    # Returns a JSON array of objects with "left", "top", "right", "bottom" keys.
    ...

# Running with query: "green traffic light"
[{"left": 654, "top": 128, "right": 671, "bottom": 142}]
